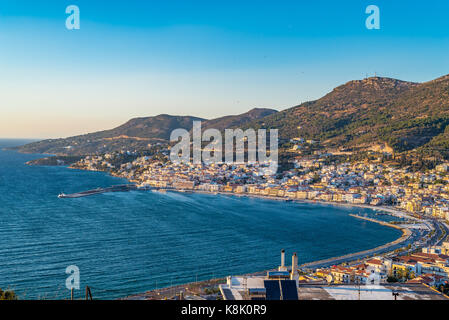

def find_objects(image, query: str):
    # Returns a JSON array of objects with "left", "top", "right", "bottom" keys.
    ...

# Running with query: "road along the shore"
[{"left": 300, "top": 215, "right": 414, "bottom": 269}]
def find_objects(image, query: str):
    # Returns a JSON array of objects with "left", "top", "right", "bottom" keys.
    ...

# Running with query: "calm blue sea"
[{"left": 0, "top": 139, "right": 401, "bottom": 300}]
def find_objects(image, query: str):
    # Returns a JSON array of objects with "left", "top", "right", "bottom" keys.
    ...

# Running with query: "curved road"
[{"left": 300, "top": 217, "right": 447, "bottom": 270}]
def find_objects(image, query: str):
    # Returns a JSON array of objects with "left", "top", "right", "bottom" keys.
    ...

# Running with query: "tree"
[
  {"left": 387, "top": 275, "right": 398, "bottom": 283},
  {"left": 438, "top": 283, "right": 449, "bottom": 295},
  {"left": 0, "top": 288, "right": 17, "bottom": 300},
  {"left": 387, "top": 270, "right": 399, "bottom": 283}
]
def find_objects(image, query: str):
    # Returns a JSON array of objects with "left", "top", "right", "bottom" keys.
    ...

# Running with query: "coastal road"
[
  {"left": 300, "top": 230, "right": 416, "bottom": 270},
  {"left": 301, "top": 217, "right": 448, "bottom": 270},
  {"left": 300, "top": 219, "right": 433, "bottom": 270},
  {"left": 432, "top": 219, "right": 448, "bottom": 246}
]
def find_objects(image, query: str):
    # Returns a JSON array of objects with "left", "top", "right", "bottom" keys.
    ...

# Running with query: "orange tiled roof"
[{"left": 366, "top": 259, "right": 383, "bottom": 265}]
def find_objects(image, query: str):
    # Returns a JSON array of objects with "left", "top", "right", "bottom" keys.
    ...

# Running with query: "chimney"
[
  {"left": 291, "top": 252, "right": 298, "bottom": 280},
  {"left": 279, "top": 249, "right": 287, "bottom": 271}
]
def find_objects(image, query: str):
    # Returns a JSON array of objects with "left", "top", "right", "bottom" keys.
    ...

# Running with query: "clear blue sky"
[{"left": 1, "top": 0, "right": 449, "bottom": 138}]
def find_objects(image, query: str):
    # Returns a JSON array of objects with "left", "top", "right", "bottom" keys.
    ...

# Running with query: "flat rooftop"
[
  {"left": 298, "top": 283, "right": 448, "bottom": 300},
  {"left": 221, "top": 276, "right": 449, "bottom": 300}
]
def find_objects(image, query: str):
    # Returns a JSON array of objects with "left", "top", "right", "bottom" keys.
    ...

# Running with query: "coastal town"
[
  {"left": 72, "top": 143, "right": 449, "bottom": 220},
  {"left": 69, "top": 143, "right": 449, "bottom": 300},
  {"left": 4, "top": 0, "right": 449, "bottom": 308}
]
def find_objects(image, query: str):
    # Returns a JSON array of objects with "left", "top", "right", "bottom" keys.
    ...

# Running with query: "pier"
[
  {"left": 58, "top": 184, "right": 138, "bottom": 198},
  {"left": 348, "top": 213, "right": 404, "bottom": 230}
]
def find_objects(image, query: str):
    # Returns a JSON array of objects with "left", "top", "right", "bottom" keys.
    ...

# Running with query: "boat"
[{"left": 58, "top": 193, "right": 66, "bottom": 198}]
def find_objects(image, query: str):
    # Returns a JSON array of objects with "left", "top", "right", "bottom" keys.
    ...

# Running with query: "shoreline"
[
  {"left": 300, "top": 214, "right": 412, "bottom": 269},
  {"left": 155, "top": 187, "right": 417, "bottom": 222},
  {"left": 164, "top": 188, "right": 416, "bottom": 258},
  {"left": 49, "top": 160, "right": 417, "bottom": 224},
  {"left": 74, "top": 166, "right": 419, "bottom": 264},
  {"left": 26, "top": 159, "right": 425, "bottom": 298},
  {"left": 122, "top": 196, "right": 417, "bottom": 300}
]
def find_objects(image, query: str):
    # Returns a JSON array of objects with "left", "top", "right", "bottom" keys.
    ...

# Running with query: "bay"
[{"left": 0, "top": 139, "right": 401, "bottom": 299}]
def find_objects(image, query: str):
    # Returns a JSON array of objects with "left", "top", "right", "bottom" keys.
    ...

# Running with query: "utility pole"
[
  {"left": 85, "top": 286, "right": 93, "bottom": 300},
  {"left": 358, "top": 284, "right": 360, "bottom": 300},
  {"left": 357, "top": 278, "right": 361, "bottom": 300},
  {"left": 392, "top": 292, "right": 399, "bottom": 300}
]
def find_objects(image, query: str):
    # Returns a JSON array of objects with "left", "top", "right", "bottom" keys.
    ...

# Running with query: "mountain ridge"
[
  {"left": 15, "top": 109, "right": 277, "bottom": 155},
  {"left": 13, "top": 73, "right": 449, "bottom": 159},
  {"left": 242, "top": 75, "right": 449, "bottom": 158}
]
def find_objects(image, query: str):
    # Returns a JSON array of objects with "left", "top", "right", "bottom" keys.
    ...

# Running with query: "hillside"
[
  {"left": 200, "top": 108, "right": 277, "bottom": 132},
  {"left": 386, "top": 75, "right": 449, "bottom": 155},
  {"left": 244, "top": 75, "right": 449, "bottom": 157},
  {"left": 13, "top": 74, "right": 449, "bottom": 159},
  {"left": 245, "top": 77, "right": 418, "bottom": 141},
  {"left": 14, "top": 109, "right": 277, "bottom": 156},
  {"left": 15, "top": 115, "right": 204, "bottom": 155}
]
